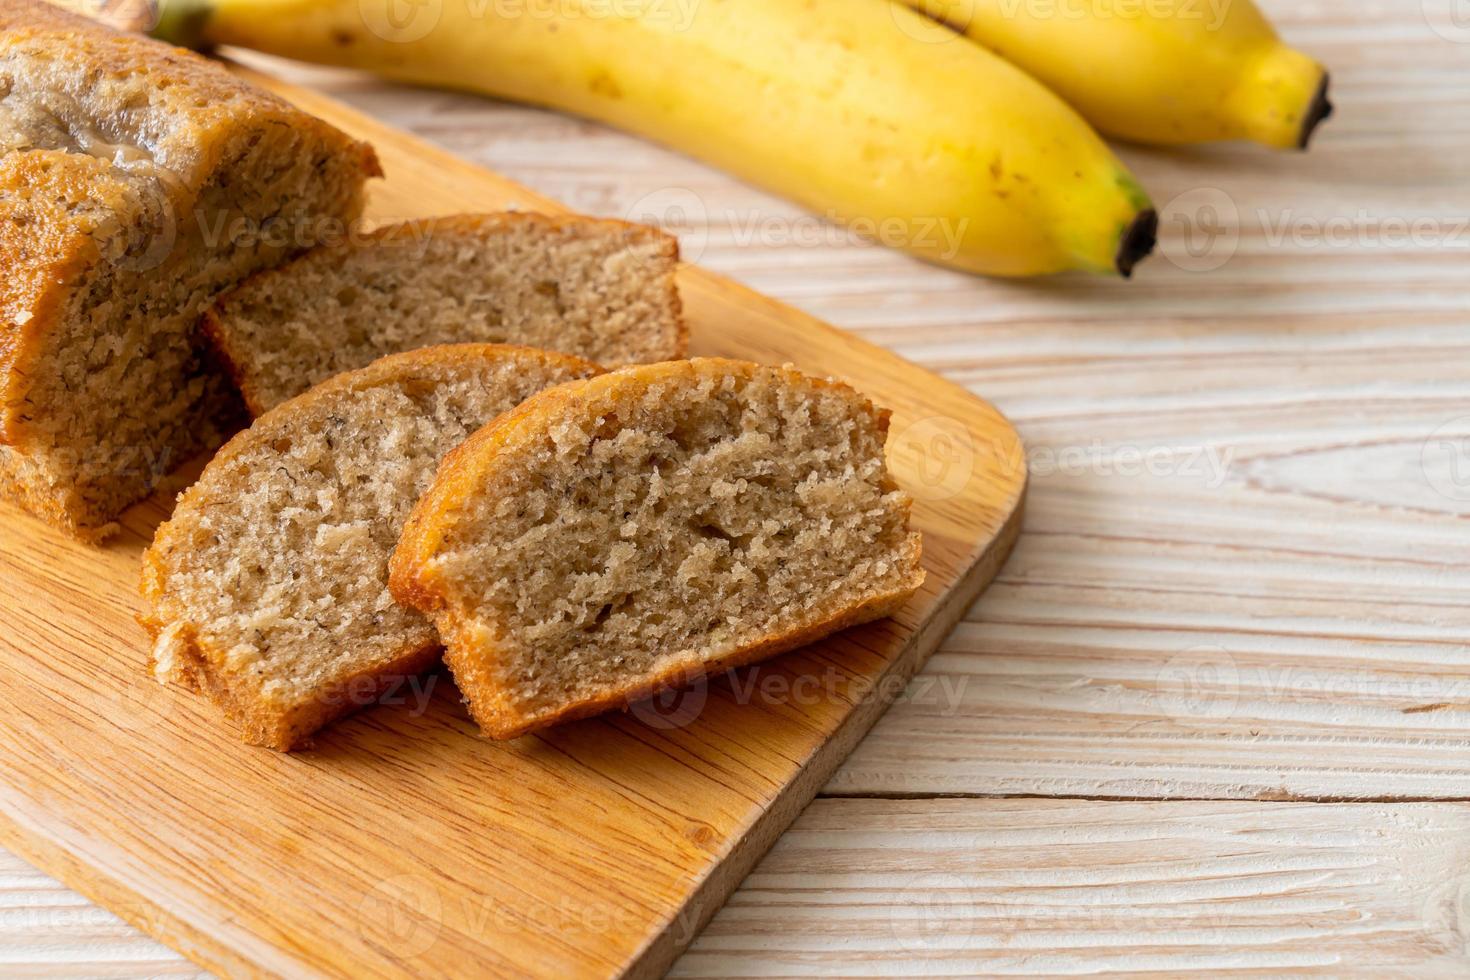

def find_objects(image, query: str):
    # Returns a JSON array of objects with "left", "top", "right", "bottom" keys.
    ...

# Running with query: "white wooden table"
[{"left": 8, "top": 1, "right": 1470, "bottom": 974}]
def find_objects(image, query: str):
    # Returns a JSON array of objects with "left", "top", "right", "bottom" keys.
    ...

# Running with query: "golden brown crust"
[
  {"left": 390, "top": 357, "right": 925, "bottom": 740},
  {"left": 203, "top": 211, "right": 685, "bottom": 416},
  {"left": 140, "top": 342, "right": 602, "bottom": 750}
]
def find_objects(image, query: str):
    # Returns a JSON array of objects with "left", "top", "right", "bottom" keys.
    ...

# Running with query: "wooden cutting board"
[{"left": 0, "top": 68, "right": 1025, "bottom": 979}]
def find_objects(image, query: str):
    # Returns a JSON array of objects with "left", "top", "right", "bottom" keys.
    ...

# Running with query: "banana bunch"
[{"left": 149, "top": 0, "right": 1327, "bottom": 278}]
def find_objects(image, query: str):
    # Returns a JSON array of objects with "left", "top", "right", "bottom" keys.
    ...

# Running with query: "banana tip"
[
  {"left": 1115, "top": 208, "right": 1158, "bottom": 279},
  {"left": 1298, "top": 73, "right": 1334, "bottom": 150}
]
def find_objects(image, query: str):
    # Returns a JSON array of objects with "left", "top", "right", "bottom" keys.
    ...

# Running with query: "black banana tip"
[
  {"left": 1298, "top": 73, "right": 1334, "bottom": 150},
  {"left": 1115, "top": 208, "right": 1158, "bottom": 279}
]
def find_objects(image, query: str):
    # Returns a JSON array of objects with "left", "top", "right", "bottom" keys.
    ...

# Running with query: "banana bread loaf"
[
  {"left": 139, "top": 344, "right": 599, "bottom": 750},
  {"left": 390, "top": 358, "right": 925, "bottom": 739},
  {"left": 0, "top": 0, "right": 380, "bottom": 538},
  {"left": 204, "top": 212, "right": 684, "bottom": 414}
]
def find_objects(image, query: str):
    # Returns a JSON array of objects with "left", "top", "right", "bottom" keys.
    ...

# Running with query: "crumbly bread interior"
[
  {"left": 142, "top": 345, "right": 596, "bottom": 749},
  {"left": 396, "top": 359, "right": 923, "bottom": 735},
  {"left": 206, "top": 213, "right": 683, "bottom": 413},
  {"left": 0, "top": 3, "right": 376, "bottom": 535}
]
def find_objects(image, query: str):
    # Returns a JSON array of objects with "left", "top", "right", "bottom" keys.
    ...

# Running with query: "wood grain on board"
[
  {"left": 676, "top": 799, "right": 1470, "bottom": 977},
  {"left": 0, "top": 67, "right": 1024, "bottom": 980}
]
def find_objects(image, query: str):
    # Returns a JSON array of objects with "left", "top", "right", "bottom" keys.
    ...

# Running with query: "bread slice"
[
  {"left": 390, "top": 358, "right": 925, "bottom": 739},
  {"left": 139, "top": 344, "right": 599, "bottom": 750},
  {"left": 0, "top": 0, "right": 380, "bottom": 538},
  {"left": 203, "top": 212, "right": 685, "bottom": 415}
]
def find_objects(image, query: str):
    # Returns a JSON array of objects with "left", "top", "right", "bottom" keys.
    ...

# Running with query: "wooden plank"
[
  {"left": 675, "top": 799, "right": 1470, "bottom": 977},
  {"left": 0, "top": 852, "right": 202, "bottom": 980},
  {"left": 0, "top": 68, "right": 1024, "bottom": 980}
]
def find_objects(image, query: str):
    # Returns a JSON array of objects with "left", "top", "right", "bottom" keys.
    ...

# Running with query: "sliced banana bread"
[
  {"left": 390, "top": 358, "right": 925, "bottom": 739},
  {"left": 203, "top": 212, "right": 685, "bottom": 415},
  {"left": 139, "top": 344, "right": 599, "bottom": 750},
  {"left": 0, "top": 0, "right": 380, "bottom": 538}
]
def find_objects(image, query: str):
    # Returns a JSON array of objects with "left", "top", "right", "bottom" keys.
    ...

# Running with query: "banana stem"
[{"left": 152, "top": 0, "right": 215, "bottom": 50}]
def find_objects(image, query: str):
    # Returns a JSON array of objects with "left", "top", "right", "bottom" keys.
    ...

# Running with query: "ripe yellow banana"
[
  {"left": 899, "top": 0, "right": 1331, "bottom": 149},
  {"left": 151, "top": 0, "right": 1156, "bottom": 277}
]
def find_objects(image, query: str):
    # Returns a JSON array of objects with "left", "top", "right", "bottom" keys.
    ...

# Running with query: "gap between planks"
[{"left": 820, "top": 792, "right": 1470, "bottom": 805}]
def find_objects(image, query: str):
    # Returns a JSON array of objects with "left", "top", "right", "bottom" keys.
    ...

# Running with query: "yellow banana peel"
[
  {"left": 901, "top": 0, "right": 1331, "bottom": 149},
  {"left": 153, "top": 0, "right": 1158, "bottom": 277}
]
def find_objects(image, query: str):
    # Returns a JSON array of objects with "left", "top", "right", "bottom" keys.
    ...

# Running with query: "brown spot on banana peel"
[
  {"left": 589, "top": 71, "right": 623, "bottom": 99},
  {"left": 1115, "top": 208, "right": 1158, "bottom": 279}
]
